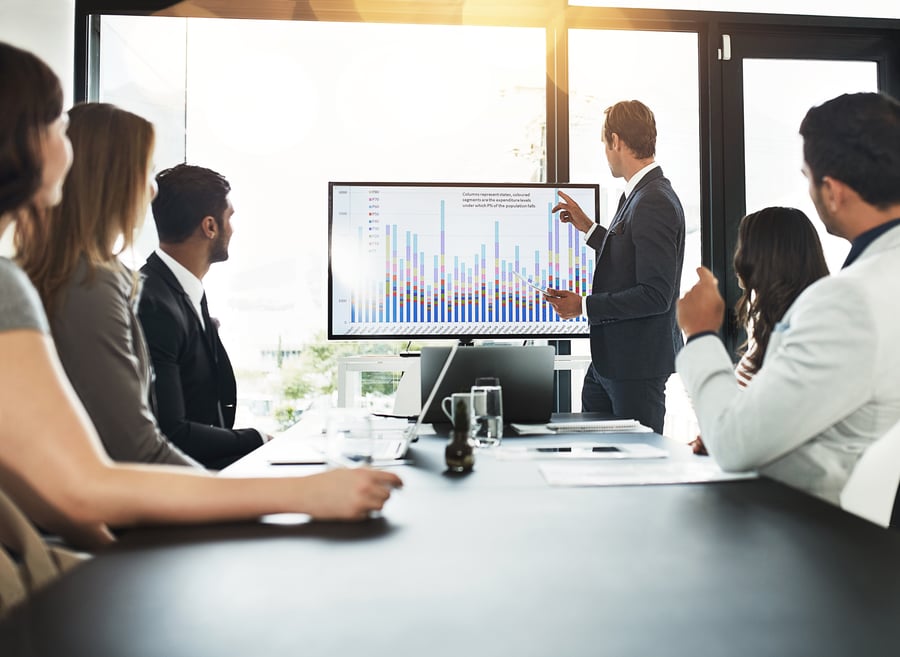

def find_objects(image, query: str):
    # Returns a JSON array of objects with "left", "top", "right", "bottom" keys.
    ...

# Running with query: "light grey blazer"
[
  {"left": 50, "top": 257, "right": 197, "bottom": 467},
  {"left": 677, "top": 224, "right": 900, "bottom": 505}
]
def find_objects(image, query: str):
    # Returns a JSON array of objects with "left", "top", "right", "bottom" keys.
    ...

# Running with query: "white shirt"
[
  {"left": 154, "top": 248, "right": 206, "bottom": 330},
  {"left": 580, "top": 161, "right": 661, "bottom": 316}
]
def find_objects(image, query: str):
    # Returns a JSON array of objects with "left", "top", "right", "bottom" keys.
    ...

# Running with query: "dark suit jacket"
[
  {"left": 138, "top": 253, "right": 262, "bottom": 469},
  {"left": 585, "top": 166, "right": 685, "bottom": 380}
]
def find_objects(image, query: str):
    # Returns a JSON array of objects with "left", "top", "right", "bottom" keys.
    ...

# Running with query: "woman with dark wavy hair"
[
  {"left": 733, "top": 206, "right": 829, "bottom": 378},
  {"left": 691, "top": 206, "right": 828, "bottom": 453}
]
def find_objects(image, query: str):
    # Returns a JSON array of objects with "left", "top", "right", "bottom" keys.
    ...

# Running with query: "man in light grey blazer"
[{"left": 676, "top": 92, "right": 900, "bottom": 506}]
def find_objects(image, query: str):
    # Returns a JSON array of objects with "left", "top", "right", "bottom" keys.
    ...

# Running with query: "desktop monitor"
[{"left": 328, "top": 182, "right": 600, "bottom": 341}]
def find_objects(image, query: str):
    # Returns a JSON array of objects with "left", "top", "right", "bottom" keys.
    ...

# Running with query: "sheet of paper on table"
[{"left": 539, "top": 459, "right": 758, "bottom": 487}]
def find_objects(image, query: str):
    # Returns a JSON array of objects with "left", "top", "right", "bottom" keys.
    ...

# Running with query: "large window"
[
  {"left": 567, "top": 29, "right": 700, "bottom": 431},
  {"left": 742, "top": 59, "right": 878, "bottom": 273},
  {"left": 568, "top": 29, "right": 700, "bottom": 294},
  {"left": 100, "top": 16, "right": 546, "bottom": 430},
  {"left": 89, "top": 5, "right": 900, "bottom": 440}
]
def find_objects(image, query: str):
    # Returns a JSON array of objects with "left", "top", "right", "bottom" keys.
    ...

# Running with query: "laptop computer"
[
  {"left": 266, "top": 343, "right": 460, "bottom": 465},
  {"left": 419, "top": 345, "right": 556, "bottom": 425},
  {"left": 372, "top": 341, "right": 461, "bottom": 456}
]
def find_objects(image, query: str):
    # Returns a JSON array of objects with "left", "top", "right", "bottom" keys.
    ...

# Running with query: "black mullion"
[{"left": 548, "top": 11, "right": 572, "bottom": 411}]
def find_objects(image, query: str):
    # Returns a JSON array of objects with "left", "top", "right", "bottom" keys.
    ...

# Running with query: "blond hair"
[{"left": 17, "top": 102, "right": 155, "bottom": 317}]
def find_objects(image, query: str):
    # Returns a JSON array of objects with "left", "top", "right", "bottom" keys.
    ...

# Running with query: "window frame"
[{"left": 74, "top": 0, "right": 900, "bottom": 388}]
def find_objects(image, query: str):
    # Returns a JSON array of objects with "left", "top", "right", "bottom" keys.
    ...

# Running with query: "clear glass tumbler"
[
  {"left": 471, "top": 376, "right": 503, "bottom": 447},
  {"left": 325, "top": 407, "right": 374, "bottom": 467}
]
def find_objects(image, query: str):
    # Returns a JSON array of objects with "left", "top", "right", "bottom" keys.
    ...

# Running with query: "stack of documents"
[
  {"left": 545, "top": 419, "right": 650, "bottom": 433},
  {"left": 511, "top": 419, "right": 651, "bottom": 435}
]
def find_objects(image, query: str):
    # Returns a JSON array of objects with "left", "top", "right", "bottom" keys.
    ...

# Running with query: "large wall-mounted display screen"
[{"left": 328, "top": 182, "right": 599, "bottom": 340}]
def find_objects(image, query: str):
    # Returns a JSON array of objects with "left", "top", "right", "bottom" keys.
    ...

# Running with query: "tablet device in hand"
[{"left": 513, "top": 271, "right": 560, "bottom": 297}]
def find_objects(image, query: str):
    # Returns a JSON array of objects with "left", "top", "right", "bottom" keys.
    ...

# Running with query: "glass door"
[{"left": 717, "top": 31, "right": 891, "bottom": 354}]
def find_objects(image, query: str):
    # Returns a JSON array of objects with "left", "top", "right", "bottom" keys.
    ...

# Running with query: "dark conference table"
[{"left": 2, "top": 425, "right": 900, "bottom": 656}]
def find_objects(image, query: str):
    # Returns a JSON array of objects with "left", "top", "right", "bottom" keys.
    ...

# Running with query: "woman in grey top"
[{"left": 0, "top": 41, "right": 400, "bottom": 550}]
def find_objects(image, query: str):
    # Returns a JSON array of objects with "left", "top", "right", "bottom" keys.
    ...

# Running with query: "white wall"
[
  {"left": 0, "top": 0, "right": 73, "bottom": 256},
  {"left": 0, "top": 0, "right": 75, "bottom": 105}
]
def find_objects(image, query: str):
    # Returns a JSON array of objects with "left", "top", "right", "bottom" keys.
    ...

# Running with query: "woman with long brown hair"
[
  {"left": 0, "top": 42, "right": 400, "bottom": 551},
  {"left": 690, "top": 206, "right": 828, "bottom": 454},
  {"left": 17, "top": 102, "right": 193, "bottom": 465}
]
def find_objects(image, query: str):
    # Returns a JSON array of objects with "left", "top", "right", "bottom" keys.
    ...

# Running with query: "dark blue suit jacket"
[
  {"left": 138, "top": 253, "right": 262, "bottom": 469},
  {"left": 585, "top": 166, "right": 685, "bottom": 379}
]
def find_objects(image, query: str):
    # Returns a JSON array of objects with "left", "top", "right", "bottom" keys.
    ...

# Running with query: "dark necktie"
[
  {"left": 199, "top": 293, "right": 218, "bottom": 365},
  {"left": 200, "top": 292, "right": 227, "bottom": 427},
  {"left": 616, "top": 192, "right": 626, "bottom": 214}
]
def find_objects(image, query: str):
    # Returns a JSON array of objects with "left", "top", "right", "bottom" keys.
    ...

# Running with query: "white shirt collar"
[
  {"left": 154, "top": 248, "right": 206, "bottom": 326},
  {"left": 623, "top": 161, "right": 660, "bottom": 199}
]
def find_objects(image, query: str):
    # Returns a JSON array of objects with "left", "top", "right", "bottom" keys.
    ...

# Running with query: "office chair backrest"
[
  {"left": 0, "top": 486, "right": 86, "bottom": 615},
  {"left": 840, "top": 419, "right": 900, "bottom": 529}
]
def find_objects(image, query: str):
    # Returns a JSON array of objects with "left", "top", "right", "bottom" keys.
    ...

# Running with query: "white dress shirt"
[{"left": 154, "top": 248, "right": 206, "bottom": 330}]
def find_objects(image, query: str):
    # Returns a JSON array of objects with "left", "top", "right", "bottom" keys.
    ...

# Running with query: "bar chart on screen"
[{"left": 329, "top": 182, "right": 599, "bottom": 339}]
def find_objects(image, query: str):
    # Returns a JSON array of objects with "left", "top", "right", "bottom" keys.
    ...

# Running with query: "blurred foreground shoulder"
[{"left": 0, "top": 257, "right": 49, "bottom": 334}]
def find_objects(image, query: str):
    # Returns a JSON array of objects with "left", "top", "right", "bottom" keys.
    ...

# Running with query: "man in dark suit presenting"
[
  {"left": 547, "top": 100, "right": 685, "bottom": 433},
  {"left": 138, "top": 164, "right": 267, "bottom": 469}
]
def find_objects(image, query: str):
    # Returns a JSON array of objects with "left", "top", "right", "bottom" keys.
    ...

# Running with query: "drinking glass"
[
  {"left": 325, "top": 408, "right": 374, "bottom": 467},
  {"left": 472, "top": 376, "right": 503, "bottom": 447}
]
